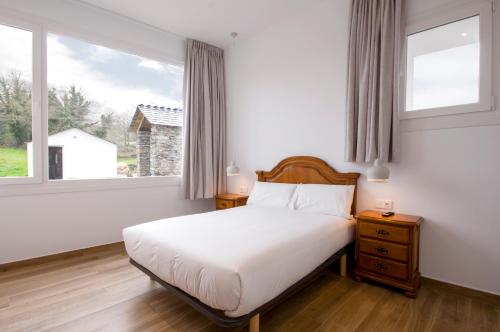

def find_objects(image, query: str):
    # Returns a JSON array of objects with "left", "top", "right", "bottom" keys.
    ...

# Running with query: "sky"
[
  {"left": 0, "top": 24, "right": 183, "bottom": 121},
  {"left": 0, "top": 25, "right": 32, "bottom": 81}
]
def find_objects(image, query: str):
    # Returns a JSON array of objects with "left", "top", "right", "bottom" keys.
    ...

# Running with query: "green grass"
[
  {"left": 0, "top": 147, "right": 28, "bottom": 177},
  {"left": 117, "top": 157, "right": 136, "bottom": 166},
  {"left": 0, "top": 150, "right": 136, "bottom": 178}
]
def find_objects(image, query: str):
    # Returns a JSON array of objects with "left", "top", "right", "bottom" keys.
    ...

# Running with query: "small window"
[
  {"left": 403, "top": 2, "right": 493, "bottom": 119},
  {"left": 46, "top": 33, "right": 184, "bottom": 180},
  {"left": 406, "top": 16, "right": 480, "bottom": 112},
  {"left": 0, "top": 24, "right": 33, "bottom": 178}
]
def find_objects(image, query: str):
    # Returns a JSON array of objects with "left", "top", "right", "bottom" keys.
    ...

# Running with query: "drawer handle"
[
  {"left": 376, "top": 229, "right": 390, "bottom": 237},
  {"left": 375, "top": 247, "right": 389, "bottom": 255},
  {"left": 375, "top": 263, "right": 387, "bottom": 271}
]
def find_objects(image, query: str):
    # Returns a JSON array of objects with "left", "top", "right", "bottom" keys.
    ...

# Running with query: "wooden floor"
[{"left": 1, "top": 243, "right": 499, "bottom": 332}]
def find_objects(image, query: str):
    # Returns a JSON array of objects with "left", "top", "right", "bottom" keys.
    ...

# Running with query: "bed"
[{"left": 123, "top": 156, "right": 360, "bottom": 331}]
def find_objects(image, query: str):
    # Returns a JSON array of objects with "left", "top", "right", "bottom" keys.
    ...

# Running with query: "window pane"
[
  {"left": 47, "top": 34, "right": 183, "bottom": 180},
  {"left": 0, "top": 24, "right": 33, "bottom": 178},
  {"left": 406, "top": 16, "right": 480, "bottom": 112}
]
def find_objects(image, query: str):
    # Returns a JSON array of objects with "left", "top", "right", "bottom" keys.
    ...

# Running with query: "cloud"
[
  {"left": 89, "top": 45, "right": 118, "bottom": 62},
  {"left": 136, "top": 59, "right": 184, "bottom": 79},
  {"left": 138, "top": 58, "right": 165, "bottom": 71},
  {"left": 47, "top": 35, "right": 183, "bottom": 117},
  {"left": 0, "top": 25, "right": 32, "bottom": 82}
]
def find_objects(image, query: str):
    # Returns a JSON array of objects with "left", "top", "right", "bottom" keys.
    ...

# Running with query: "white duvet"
[{"left": 123, "top": 205, "right": 354, "bottom": 317}]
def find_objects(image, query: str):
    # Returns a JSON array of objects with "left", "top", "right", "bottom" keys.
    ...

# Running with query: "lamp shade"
[
  {"left": 367, "top": 159, "right": 390, "bottom": 182},
  {"left": 226, "top": 161, "right": 240, "bottom": 176}
]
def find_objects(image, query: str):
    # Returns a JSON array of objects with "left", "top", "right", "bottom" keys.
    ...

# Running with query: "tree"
[
  {"left": 92, "top": 113, "right": 114, "bottom": 138},
  {"left": 0, "top": 72, "right": 133, "bottom": 158},
  {"left": 48, "top": 85, "right": 93, "bottom": 134},
  {"left": 107, "top": 111, "right": 135, "bottom": 149},
  {"left": 0, "top": 72, "right": 32, "bottom": 146},
  {"left": 47, "top": 87, "right": 63, "bottom": 134}
]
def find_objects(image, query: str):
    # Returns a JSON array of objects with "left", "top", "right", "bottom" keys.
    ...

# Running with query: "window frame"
[
  {"left": 0, "top": 15, "right": 43, "bottom": 185},
  {"left": 401, "top": 0, "right": 493, "bottom": 120},
  {"left": 0, "top": 8, "right": 184, "bottom": 193}
]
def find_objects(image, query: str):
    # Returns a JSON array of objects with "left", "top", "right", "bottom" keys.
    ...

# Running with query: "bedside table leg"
[
  {"left": 404, "top": 290, "right": 417, "bottom": 298},
  {"left": 340, "top": 254, "right": 347, "bottom": 277}
]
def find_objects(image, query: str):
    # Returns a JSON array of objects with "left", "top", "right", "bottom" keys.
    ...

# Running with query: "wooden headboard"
[{"left": 256, "top": 156, "right": 360, "bottom": 214}]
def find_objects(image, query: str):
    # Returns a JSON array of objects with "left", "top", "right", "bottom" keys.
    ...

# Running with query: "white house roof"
[
  {"left": 129, "top": 104, "right": 183, "bottom": 131},
  {"left": 27, "top": 128, "right": 116, "bottom": 147},
  {"left": 52, "top": 128, "right": 116, "bottom": 145}
]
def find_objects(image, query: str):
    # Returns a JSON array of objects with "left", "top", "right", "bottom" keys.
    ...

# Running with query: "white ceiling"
[{"left": 76, "top": 0, "right": 323, "bottom": 48}]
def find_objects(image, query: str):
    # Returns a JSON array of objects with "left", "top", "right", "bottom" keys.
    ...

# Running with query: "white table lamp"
[
  {"left": 367, "top": 159, "right": 390, "bottom": 182},
  {"left": 226, "top": 161, "right": 240, "bottom": 176}
]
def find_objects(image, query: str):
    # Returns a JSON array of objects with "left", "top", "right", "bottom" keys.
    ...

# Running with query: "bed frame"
[{"left": 129, "top": 156, "right": 360, "bottom": 332}]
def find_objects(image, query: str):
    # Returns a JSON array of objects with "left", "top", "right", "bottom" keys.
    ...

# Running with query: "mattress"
[{"left": 123, "top": 205, "right": 354, "bottom": 317}]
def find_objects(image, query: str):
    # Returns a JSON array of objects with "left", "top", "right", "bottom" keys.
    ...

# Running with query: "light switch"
[{"left": 376, "top": 199, "right": 393, "bottom": 210}]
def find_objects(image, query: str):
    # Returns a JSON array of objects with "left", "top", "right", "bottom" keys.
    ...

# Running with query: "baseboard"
[
  {"left": 0, "top": 241, "right": 125, "bottom": 271},
  {"left": 421, "top": 276, "right": 500, "bottom": 305}
]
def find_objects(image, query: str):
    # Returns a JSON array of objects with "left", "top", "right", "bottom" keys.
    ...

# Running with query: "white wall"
[
  {"left": 0, "top": 0, "right": 213, "bottom": 264},
  {"left": 226, "top": 0, "right": 500, "bottom": 294},
  {"left": 0, "top": 186, "right": 212, "bottom": 263}
]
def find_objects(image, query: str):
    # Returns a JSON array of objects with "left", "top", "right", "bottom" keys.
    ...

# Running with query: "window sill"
[
  {"left": 0, "top": 176, "right": 181, "bottom": 197},
  {"left": 400, "top": 102, "right": 493, "bottom": 120},
  {"left": 400, "top": 108, "right": 499, "bottom": 132}
]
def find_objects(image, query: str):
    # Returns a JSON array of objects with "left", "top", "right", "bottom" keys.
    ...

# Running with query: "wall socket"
[
  {"left": 376, "top": 199, "right": 393, "bottom": 210},
  {"left": 239, "top": 186, "right": 248, "bottom": 194}
]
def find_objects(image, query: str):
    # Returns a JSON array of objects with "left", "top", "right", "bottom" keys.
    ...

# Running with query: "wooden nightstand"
[
  {"left": 215, "top": 193, "right": 248, "bottom": 210},
  {"left": 354, "top": 210, "right": 423, "bottom": 298}
]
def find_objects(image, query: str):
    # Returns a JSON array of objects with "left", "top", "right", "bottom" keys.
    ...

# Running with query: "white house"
[{"left": 27, "top": 128, "right": 117, "bottom": 180}]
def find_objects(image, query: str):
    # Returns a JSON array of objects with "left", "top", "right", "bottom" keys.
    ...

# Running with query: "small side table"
[
  {"left": 215, "top": 193, "right": 249, "bottom": 210},
  {"left": 354, "top": 210, "right": 423, "bottom": 298}
]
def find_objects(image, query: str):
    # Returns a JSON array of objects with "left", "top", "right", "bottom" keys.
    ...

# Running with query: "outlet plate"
[
  {"left": 376, "top": 199, "right": 393, "bottom": 210},
  {"left": 239, "top": 186, "right": 248, "bottom": 194}
]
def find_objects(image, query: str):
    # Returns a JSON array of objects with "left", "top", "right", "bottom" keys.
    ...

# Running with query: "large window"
[
  {"left": 0, "top": 14, "right": 183, "bottom": 190},
  {"left": 45, "top": 34, "right": 183, "bottom": 180},
  {"left": 0, "top": 23, "right": 33, "bottom": 178},
  {"left": 403, "top": 1, "right": 493, "bottom": 119}
]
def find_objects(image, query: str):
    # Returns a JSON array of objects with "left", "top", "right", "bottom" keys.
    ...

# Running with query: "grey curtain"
[
  {"left": 182, "top": 39, "right": 226, "bottom": 199},
  {"left": 345, "top": 0, "right": 405, "bottom": 162}
]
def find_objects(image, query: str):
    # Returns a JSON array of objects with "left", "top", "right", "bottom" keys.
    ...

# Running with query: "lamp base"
[{"left": 381, "top": 211, "right": 395, "bottom": 217}]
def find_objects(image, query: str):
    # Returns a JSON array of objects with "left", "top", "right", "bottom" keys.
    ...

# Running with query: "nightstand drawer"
[
  {"left": 235, "top": 199, "right": 247, "bottom": 207},
  {"left": 358, "top": 221, "right": 409, "bottom": 244},
  {"left": 216, "top": 199, "right": 235, "bottom": 210},
  {"left": 359, "top": 238, "right": 408, "bottom": 262},
  {"left": 359, "top": 254, "right": 408, "bottom": 280}
]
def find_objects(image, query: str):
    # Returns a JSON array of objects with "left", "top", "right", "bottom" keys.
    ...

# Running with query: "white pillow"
[
  {"left": 247, "top": 182, "right": 297, "bottom": 208},
  {"left": 289, "top": 184, "right": 355, "bottom": 218}
]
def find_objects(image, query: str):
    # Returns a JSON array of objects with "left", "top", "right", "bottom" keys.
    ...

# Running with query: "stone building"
[{"left": 129, "top": 104, "right": 183, "bottom": 176}]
